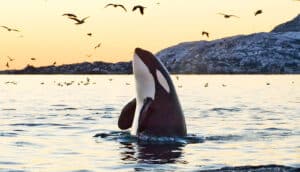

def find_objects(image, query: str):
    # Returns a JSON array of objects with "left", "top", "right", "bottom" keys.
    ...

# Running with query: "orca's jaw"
[{"left": 131, "top": 53, "right": 155, "bottom": 136}]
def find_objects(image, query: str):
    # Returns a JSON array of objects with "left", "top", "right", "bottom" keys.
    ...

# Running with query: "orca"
[{"left": 118, "top": 48, "right": 187, "bottom": 137}]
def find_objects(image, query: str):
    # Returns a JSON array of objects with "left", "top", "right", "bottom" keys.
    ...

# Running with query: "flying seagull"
[
  {"left": 87, "top": 33, "right": 92, "bottom": 36},
  {"left": 202, "top": 31, "right": 209, "bottom": 38},
  {"left": 132, "top": 5, "right": 146, "bottom": 15},
  {"left": 1, "top": 26, "right": 20, "bottom": 32},
  {"left": 218, "top": 13, "right": 239, "bottom": 19},
  {"left": 68, "top": 16, "right": 89, "bottom": 25},
  {"left": 62, "top": 13, "right": 77, "bottom": 18},
  {"left": 254, "top": 10, "right": 263, "bottom": 16},
  {"left": 105, "top": 4, "right": 127, "bottom": 12},
  {"left": 94, "top": 43, "right": 101, "bottom": 49},
  {"left": 30, "top": 58, "right": 36, "bottom": 61}
]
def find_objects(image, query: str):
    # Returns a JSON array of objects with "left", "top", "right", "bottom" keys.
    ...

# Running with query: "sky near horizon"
[{"left": 0, "top": 0, "right": 299, "bottom": 70}]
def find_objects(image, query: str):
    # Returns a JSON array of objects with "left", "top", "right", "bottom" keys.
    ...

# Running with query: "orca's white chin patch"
[
  {"left": 132, "top": 53, "right": 155, "bottom": 136},
  {"left": 133, "top": 53, "right": 155, "bottom": 100}
]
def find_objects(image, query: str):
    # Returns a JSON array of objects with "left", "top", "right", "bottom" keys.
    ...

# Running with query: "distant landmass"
[{"left": 1, "top": 14, "right": 300, "bottom": 74}]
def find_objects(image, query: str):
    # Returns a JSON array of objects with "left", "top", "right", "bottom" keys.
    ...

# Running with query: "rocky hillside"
[
  {"left": 1, "top": 14, "right": 299, "bottom": 74},
  {"left": 272, "top": 14, "right": 300, "bottom": 32},
  {"left": 156, "top": 32, "right": 300, "bottom": 74}
]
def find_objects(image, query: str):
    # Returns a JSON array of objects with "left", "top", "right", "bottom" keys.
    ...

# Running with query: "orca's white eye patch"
[{"left": 156, "top": 70, "right": 170, "bottom": 93}]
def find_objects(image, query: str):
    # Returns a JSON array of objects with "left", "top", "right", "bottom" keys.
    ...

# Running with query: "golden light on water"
[{"left": 0, "top": 0, "right": 299, "bottom": 69}]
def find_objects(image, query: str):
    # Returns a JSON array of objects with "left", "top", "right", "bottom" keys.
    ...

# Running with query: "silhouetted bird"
[
  {"left": 62, "top": 13, "right": 77, "bottom": 18},
  {"left": 94, "top": 43, "right": 101, "bottom": 49},
  {"left": 6, "top": 62, "right": 9, "bottom": 68},
  {"left": 87, "top": 33, "right": 92, "bottom": 36},
  {"left": 218, "top": 13, "right": 239, "bottom": 19},
  {"left": 7, "top": 56, "right": 14, "bottom": 61},
  {"left": 132, "top": 5, "right": 146, "bottom": 15},
  {"left": 53, "top": 61, "right": 56, "bottom": 66},
  {"left": 67, "top": 16, "right": 89, "bottom": 25},
  {"left": 1, "top": 26, "right": 20, "bottom": 32},
  {"left": 105, "top": 4, "right": 127, "bottom": 12},
  {"left": 30, "top": 58, "right": 36, "bottom": 61},
  {"left": 202, "top": 31, "right": 209, "bottom": 38},
  {"left": 266, "top": 82, "right": 270, "bottom": 86},
  {"left": 254, "top": 10, "right": 263, "bottom": 16}
]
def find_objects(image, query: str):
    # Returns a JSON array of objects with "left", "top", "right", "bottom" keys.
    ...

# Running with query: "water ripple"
[
  {"left": 0, "top": 132, "right": 18, "bottom": 137},
  {"left": 10, "top": 123, "right": 68, "bottom": 127}
]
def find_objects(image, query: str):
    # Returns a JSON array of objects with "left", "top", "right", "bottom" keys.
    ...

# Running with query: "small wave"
[
  {"left": 101, "top": 114, "right": 112, "bottom": 118},
  {"left": 71, "top": 170, "right": 93, "bottom": 172},
  {"left": 59, "top": 126, "right": 87, "bottom": 130},
  {"left": 10, "top": 123, "right": 68, "bottom": 127},
  {"left": 2, "top": 108, "right": 16, "bottom": 111},
  {"left": 200, "top": 165, "right": 299, "bottom": 172},
  {"left": 205, "top": 134, "right": 243, "bottom": 141},
  {"left": 85, "top": 108, "right": 103, "bottom": 111},
  {"left": 264, "top": 127, "right": 291, "bottom": 131},
  {"left": 14, "top": 141, "right": 41, "bottom": 147},
  {"left": 49, "top": 107, "right": 78, "bottom": 111},
  {"left": 93, "top": 131, "right": 204, "bottom": 144},
  {"left": 210, "top": 107, "right": 242, "bottom": 112},
  {"left": 0, "top": 161, "right": 21, "bottom": 165},
  {"left": 82, "top": 117, "right": 96, "bottom": 121},
  {"left": 51, "top": 104, "right": 68, "bottom": 107},
  {"left": 0, "top": 132, "right": 18, "bottom": 137}
]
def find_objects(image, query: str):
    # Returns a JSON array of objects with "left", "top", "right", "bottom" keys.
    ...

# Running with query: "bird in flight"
[
  {"left": 7, "top": 56, "right": 14, "bottom": 61},
  {"left": 62, "top": 13, "right": 77, "bottom": 18},
  {"left": 94, "top": 43, "right": 101, "bottom": 49},
  {"left": 30, "top": 58, "right": 36, "bottom": 61},
  {"left": 218, "top": 13, "right": 239, "bottom": 19},
  {"left": 6, "top": 62, "right": 9, "bottom": 68},
  {"left": 105, "top": 4, "right": 127, "bottom": 12},
  {"left": 1, "top": 26, "right": 20, "bottom": 32},
  {"left": 202, "top": 31, "right": 209, "bottom": 38},
  {"left": 132, "top": 5, "right": 146, "bottom": 15},
  {"left": 53, "top": 61, "right": 56, "bottom": 66},
  {"left": 87, "top": 33, "right": 92, "bottom": 37},
  {"left": 68, "top": 16, "right": 89, "bottom": 25},
  {"left": 254, "top": 10, "right": 263, "bottom": 16},
  {"left": 63, "top": 13, "right": 89, "bottom": 25}
]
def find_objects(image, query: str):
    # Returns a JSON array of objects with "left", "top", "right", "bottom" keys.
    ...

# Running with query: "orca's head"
[{"left": 133, "top": 48, "right": 172, "bottom": 101}]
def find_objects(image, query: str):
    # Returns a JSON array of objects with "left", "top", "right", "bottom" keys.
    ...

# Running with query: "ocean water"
[{"left": 0, "top": 75, "right": 299, "bottom": 172}]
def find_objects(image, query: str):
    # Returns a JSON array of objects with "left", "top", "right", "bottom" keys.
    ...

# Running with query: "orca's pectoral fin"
[
  {"left": 118, "top": 98, "right": 136, "bottom": 130},
  {"left": 138, "top": 97, "right": 153, "bottom": 132}
]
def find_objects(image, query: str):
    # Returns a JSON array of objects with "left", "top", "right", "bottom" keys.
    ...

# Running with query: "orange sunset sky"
[{"left": 0, "top": 0, "right": 299, "bottom": 70}]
